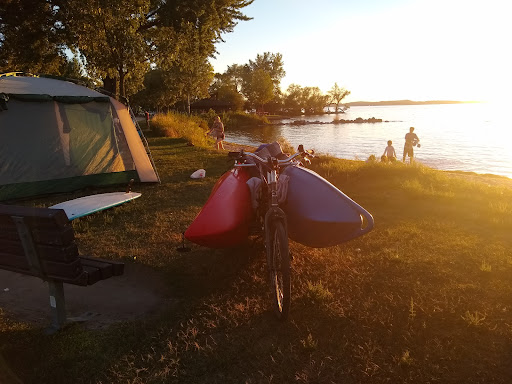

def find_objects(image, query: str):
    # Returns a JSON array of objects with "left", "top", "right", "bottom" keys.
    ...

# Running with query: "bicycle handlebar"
[{"left": 230, "top": 146, "right": 314, "bottom": 168}]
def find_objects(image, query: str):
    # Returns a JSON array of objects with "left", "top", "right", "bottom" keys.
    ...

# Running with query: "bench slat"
[
  {"left": 0, "top": 205, "right": 69, "bottom": 228},
  {"left": 79, "top": 256, "right": 125, "bottom": 276},
  {"left": 0, "top": 226, "right": 75, "bottom": 246},
  {"left": 0, "top": 264, "right": 90, "bottom": 286},
  {"left": 0, "top": 239, "right": 79, "bottom": 262},
  {"left": 80, "top": 258, "right": 113, "bottom": 279},
  {"left": 0, "top": 252, "right": 84, "bottom": 279},
  {"left": 82, "top": 265, "right": 102, "bottom": 285}
]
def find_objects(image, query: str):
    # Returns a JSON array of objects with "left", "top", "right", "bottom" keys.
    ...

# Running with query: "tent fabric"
[
  {"left": 0, "top": 76, "right": 104, "bottom": 97},
  {"left": 0, "top": 75, "right": 158, "bottom": 201},
  {"left": 110, "top": 97, "right": 158, "bottom": 182},
  {"left": 10, "top": 94, "right": 110, "bottom": 103}
]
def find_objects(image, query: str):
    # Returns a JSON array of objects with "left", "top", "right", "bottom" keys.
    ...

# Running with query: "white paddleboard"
[{"left": 49, "top": 192, "right": 141, "bottom": 220}]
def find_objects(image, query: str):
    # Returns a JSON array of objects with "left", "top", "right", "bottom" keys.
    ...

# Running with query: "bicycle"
[{"left": 228, "top": 144, "right": 314, "bottom": 320}]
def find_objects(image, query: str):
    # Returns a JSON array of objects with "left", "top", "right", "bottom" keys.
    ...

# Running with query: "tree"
[
  {"left": 222, "top": 52, "right": 285, "bottom": 111},
  {"left": 0, "top": 0, "right": 67, "bottom": 74},
  {"left": 283, "top": 84, "right": 303, "bottom": 115},
  {"left": 217, "top": 85, "right": 245, "bottom": 111},
  {"left": 1, "top": 0, "right": 253, "bottom": 100},
  {"left": 247, "top": 52, "right": 285, "bottom": 89},
  {"left": 245, "top": 69, "right": 274, "bottom": 112},
  {"left": 283, "top": 84, "right": 329, "bottom": 115},
  {"left": 172, "top": 58, "right": 215, "bottom": 114},
  {"left": 224, "top": 64, "right": 245, "bottom": 93},
  {"left": 129, "top": 69, "right": 170, "bottom": 111},
  {"left": 303, "top": 86, "right": 329, "bottom": 114},
  {"left": 328, "top": 82, "right": 351, "bottom": 113},
  {"left": 210, "top": 64, "right": 246, "bottom": 111},
  {"left": 58, "top": 0, "right": 151, "bottom": 97}
]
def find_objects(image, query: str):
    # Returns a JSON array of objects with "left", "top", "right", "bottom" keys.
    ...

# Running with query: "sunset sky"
[{"left": 211, "top": 0, "right": 510, "bottom": 103}]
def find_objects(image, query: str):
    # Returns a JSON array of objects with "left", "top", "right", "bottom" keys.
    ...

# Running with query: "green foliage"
[
  {"left": 328, "top": 82, "right": 351, "bottom": 112},
  {"left": 305, "top": 281, "right": 333, "bottom": 303},
  {"left": 61, "top": 0, "right": 151, "bottom": 97},
  {"left": 283, "top": 83, "right": 329, "bottom": 114},
  {"left": 246, "top": 52, "right": 285, "bottom": 91},
  {"left": 283, "top": 84, "right": 303, "bottom": 114},
  {"left": 245, "top": 69, "right": 274, "bottom": 110},
  {"left": 300, "top": 333, "right": 319, "bottom": 351},
  {"left": 216, "top": 111, "right": 269, "bottom": 129},
  {"left": 213, "top": 52, "right": 285, "bottom": 111},
  {"left": 0, "top": 0, "right": 67, "bottom": 73},
  {"left": 217, "top": 85, "right": 245, "bottom": 111},
  {"left": 303, "top": 86, "right": 329, "bottom": 114},
  {"left": 201, "top": 108, "right": 220, "bottom": 126},
  {"left": 129, "top": 69, "right": 171, "bottom": 110},
  {"left": 150, "top": 111, "right": 210, "bottom": 146},
  {"left": 208, "top": 68, "right": 245, "bottom": 111},
  {"left": 1, "top": 0, "right": 254, "bottom": 99},
  {"left": 225, "top": 64, "right": 246, "bottom": 93},
  {"left": 276, "top": 136, "right": 295, "bottom": 154}
]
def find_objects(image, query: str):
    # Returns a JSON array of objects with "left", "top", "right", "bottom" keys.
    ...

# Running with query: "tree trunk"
[
  {"left": 103, "top": 76, "right": 117, "bottom": 96},
  {"left": 119, "top": 71, "right": 125, "bottom": 98}
]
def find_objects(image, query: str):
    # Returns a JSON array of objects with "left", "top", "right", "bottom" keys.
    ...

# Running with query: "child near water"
[
  {"left": 207, "top": 116, "right": 225, "bottom": 150},
  {"left": 381, "top": 140, "right": 397, "bottom": 162}
]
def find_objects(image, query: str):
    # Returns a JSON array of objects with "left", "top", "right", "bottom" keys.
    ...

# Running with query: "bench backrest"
[{"left": 0, "top": 204, "right": 89, "bottom": 285}]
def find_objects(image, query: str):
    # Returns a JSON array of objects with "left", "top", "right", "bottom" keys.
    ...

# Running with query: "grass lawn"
[{"left": 1, "top": 137, "right": 512, "bottom": 383}]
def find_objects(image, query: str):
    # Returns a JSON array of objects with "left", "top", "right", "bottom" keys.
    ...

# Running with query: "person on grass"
[
  {"left": 207, "top": 116, "right": 225, "bottom": 150},
  {"left": 381, "top": 140, "right": 397, "bottom": 162}
]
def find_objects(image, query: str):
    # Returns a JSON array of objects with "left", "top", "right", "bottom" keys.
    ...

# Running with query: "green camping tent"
[{"left": 0, "top": 74, "right": 159, "bottom": 201}]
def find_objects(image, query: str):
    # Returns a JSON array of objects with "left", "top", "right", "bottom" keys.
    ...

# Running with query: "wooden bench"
[{"left": 0, "top": 204, "right": 124, "bottom": 332}]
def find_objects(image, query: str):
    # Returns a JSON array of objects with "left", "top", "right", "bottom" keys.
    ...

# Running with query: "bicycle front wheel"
[{"left": 267, "top": 220, "right": 291, "bottom": 320}]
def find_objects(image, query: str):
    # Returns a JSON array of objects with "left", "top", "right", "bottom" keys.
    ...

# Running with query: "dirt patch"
[{"left": 0, "top": 262, "right": 172, "bottom": 330}]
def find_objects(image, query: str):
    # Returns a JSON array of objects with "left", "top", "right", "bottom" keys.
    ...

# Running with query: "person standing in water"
[{"left": 403, "top": 127, "right": 420, "bottom": 163}]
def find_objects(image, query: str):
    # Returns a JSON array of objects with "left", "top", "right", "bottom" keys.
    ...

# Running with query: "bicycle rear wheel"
[{"left": 267, "top": 220, "right": 291, "bottom": 320}]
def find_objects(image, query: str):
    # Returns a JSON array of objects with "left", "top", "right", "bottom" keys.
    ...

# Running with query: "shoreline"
[{"left": 221, "top": 140, "right": 512, "bottom": 187}]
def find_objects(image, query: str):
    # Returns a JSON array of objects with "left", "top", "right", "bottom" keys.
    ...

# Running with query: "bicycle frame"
[
  {"left": 231, "top": 146, "right": 313, "bottom": 319},
  {"left": 232, "top": 149, "right": 308, "bottom": 225}
]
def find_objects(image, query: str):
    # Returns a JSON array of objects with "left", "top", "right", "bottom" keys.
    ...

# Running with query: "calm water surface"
[{"left": 225, "top": 103, "right": 512, "bottom": 179}]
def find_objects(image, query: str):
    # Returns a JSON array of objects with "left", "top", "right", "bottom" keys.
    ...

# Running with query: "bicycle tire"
[{"left": 267, "top": 219, "right": 291, "bottom": 320}]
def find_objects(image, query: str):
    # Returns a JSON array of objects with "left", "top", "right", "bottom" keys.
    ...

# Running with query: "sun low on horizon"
[{"left": 213, "top": 0, "right": 511, "bottom": 104}]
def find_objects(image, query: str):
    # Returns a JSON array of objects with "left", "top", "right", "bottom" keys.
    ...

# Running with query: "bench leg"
[{"left": 48, "top": 280, "right": 66, "bottom": 332}]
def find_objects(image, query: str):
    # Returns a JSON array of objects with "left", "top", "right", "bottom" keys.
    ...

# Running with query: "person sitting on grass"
[{"left": 381, "top": 140, "right": 397, "bottom": 162}]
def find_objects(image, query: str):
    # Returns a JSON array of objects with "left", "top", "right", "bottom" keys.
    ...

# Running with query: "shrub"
[
  {"left": 276, "top": 136, "right": 295, "bottom": 154},
  {"left": 222, "top": 112, "right": 269, "bottom": 129},
  {"left": 150, "top": 112, "right": 210, "bottom": 147}
]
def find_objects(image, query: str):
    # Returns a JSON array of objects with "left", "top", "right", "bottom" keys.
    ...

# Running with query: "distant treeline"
[{"left": 345, "top": 100, "right": 481, "bottom": 107}]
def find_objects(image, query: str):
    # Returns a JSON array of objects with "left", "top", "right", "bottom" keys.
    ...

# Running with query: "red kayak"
[{"left": 185, "top": 167, "right": 253, "bottom": 248}]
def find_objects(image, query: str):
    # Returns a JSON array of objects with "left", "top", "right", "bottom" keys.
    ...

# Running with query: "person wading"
[{"left": 403, "top": 127, "right": 420, "bottom": 163}]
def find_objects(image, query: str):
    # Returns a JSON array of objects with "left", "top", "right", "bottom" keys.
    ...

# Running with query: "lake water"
[{"left": 225, "top": 103, "right": 512, "bottom": 179}]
